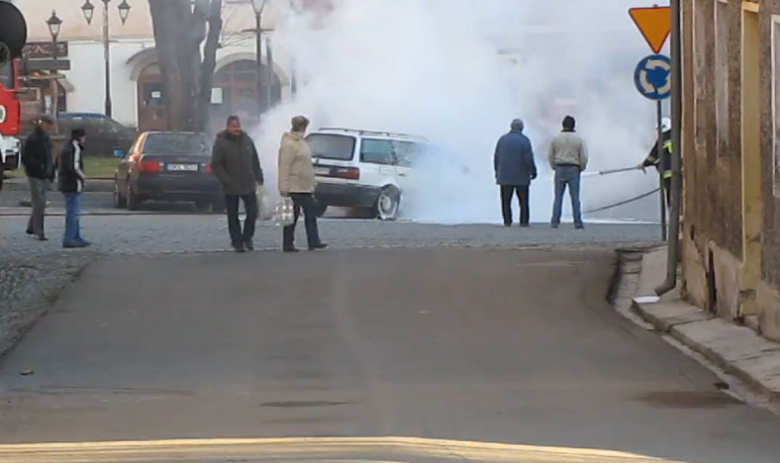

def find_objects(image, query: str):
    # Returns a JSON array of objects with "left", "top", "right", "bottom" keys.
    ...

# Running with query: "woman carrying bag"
[{"left": 278, "top": 115, "right": 327, "bottom": 253}]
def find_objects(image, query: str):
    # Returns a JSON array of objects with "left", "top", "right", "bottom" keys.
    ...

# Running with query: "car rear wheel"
[
  {"left": 195, "top": 199, "right": 211, "bottom": 212},
  {"left": 113, "top": 181, "right": 126, "bottom": 208},
  {"left": 375, "top": 186, "right": 400, "bottom": 221},
  {"left": 211, "top": 197, "right": 226, "bottom": 213},
  {"left": 126, "top": 183, "right": 142, "bottom": 211}
]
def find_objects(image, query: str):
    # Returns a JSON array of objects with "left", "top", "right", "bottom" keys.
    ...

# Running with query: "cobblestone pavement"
[
  {"left": 0, "top": 251, "right": 98, "bottom": 357},
  {"left": 1, "top": 214, "right": 661, "bottom": 255}
]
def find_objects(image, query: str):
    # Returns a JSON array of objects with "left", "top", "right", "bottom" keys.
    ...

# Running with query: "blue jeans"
[
  {"left": 551, "top": 165, "right": 583, "bottom": 226},
  {"left": 63, "top": 192, "right": 83, "bottom": 245}
]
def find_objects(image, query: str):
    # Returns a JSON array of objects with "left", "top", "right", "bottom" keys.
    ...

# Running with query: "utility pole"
[
  {"left": 81, "top": 0, "right": 131, "bottom": 119},
  {"left": 265, "top": 35, "right": 274, "bottom": 109},
  {"left": 102, "top": 0, "right": 112, "bottom": 117},
  {"left": 251, "top": 0, "right": 268, "bottom": 119},
  {"left": 656, "top": 0, "right": 683, "bottom": 295}
]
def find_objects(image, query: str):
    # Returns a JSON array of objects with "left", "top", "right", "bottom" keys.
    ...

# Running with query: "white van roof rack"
[{"left": 317, "top": 127, "right": 427, "bottom": 141}]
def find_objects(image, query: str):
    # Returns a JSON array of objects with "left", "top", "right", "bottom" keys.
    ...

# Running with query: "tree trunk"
[
  {"left": 148, "top": 0, "right": 222, "bottom": 132},
  {"left": 195, "top": 0, "right": 222, "bottom": 131}
]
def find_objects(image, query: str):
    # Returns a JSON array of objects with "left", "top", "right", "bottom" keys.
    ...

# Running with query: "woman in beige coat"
[{"left": 278, "top": 115, "right": 327, "bottom": 252}]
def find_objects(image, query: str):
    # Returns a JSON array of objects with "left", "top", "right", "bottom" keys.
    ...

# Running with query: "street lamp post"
[
  {"left": 81, "top": 0, "right": 131, "bottom": 118},
  {"left": 46, "top": 11, "right": 63, "bottom": 118},
  {"left": 46, "top": 10, "right": 62, "bottom": 58},
  {"left": 251, "top": 0, "right": 268, "bottom": 118}
]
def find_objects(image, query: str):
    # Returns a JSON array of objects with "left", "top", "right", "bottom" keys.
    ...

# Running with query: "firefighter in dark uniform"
[{"left": 638, "top": 117, "right": 673, "bottom": 207}]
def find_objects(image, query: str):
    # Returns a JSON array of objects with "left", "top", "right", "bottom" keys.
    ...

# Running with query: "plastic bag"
[{"left": 273, "top": 197, "right": 295, "bottom": 227}]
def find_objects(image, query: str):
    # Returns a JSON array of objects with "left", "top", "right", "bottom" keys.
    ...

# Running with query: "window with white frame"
[{"left": 772, "top": 15, "right": 780, "bottom": 196}]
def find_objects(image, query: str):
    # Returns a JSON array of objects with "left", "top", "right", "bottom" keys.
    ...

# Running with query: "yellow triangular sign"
[{"left": 629, "top": 6, "right": 671, "bottom": 54}]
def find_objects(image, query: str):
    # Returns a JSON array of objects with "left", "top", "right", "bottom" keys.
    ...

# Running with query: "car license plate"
[
  {"left": 167, "top": 164, "right": 199, "bottom": 172},
  {"left": 314, "top": 166, "right": 330, "bottom": 175}
]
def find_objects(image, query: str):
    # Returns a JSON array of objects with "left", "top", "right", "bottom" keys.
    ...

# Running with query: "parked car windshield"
[
  {"left": 307, "top": 134, "right": 356, "bottom": 161},
  {"left": 143, "top": 133, "right": 209, "bottom": 155}
]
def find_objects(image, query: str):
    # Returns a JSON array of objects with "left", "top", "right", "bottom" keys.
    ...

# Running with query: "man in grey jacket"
[
  {"left": 549, "top": 116, "right": 588, "bottom": 229},
  {"left": 494, "top": 119, "right": 538, "bottom": 227},
  {"left": 211, "top": 115, "right": 264, "bottom": 253}
]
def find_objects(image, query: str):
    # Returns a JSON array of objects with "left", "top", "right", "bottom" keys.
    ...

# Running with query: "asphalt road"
[{"left": 1, "top": 248, "right": 780, "bottom": 463}]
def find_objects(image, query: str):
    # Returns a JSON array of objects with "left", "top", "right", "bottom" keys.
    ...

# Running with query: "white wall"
[
  {"left": 63, "top": 39, "right": 154, "bottom": 127},
  {"left": 62, "top": 36, "right": 290, "bottom": 128}
]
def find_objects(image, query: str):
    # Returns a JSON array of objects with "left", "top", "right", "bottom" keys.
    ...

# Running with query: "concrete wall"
[
  {"left": 63, "top": 40, "right": 153, "bottom": 127},
  {"left": 681, "top": 0, "right": 744, "bottom": 314},
  {"left": 682, "top": 0, "right": 780, "bottom": 341},
  {"left": 15, "top": 0, "right": 276, "bottom": 42},
  {"left": 758, "top": 0, "right": 780, "bottom": 339},
  {"left": 58, "top": 36, "right": 291, "bottom": 129}
]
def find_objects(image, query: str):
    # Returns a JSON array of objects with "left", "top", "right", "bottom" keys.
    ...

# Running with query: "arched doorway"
[
  {"left": 210, "top": 60, "right": 282, "bottom": 133},
  {"left": 137, "top": 63, "right": 168, "bottom": 132}
]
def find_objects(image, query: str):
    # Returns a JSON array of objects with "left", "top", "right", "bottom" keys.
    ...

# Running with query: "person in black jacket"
[
  {"left": 211, "top": 115, "right": 264, "bottom": 253},
  {"left": 58, "top": 128, "right": 90, "bottom": 248},
  {"left": 638, "top": 117, "right": 673, "bottom": 207},
  {"left": 22, "top": 115, "right": 55, "bottom": 240}
]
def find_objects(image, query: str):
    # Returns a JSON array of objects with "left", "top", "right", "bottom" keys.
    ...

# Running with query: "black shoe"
[
  {"left": 575, "top": 224, "right": 585, "bottom": 230},
  {"left": 309, "top": 243, "right": 328, "bottom": 251},
  {"left": 232, "top": 243, "right": 246, "bottom": 253},
  {"left": 244, "top": 241, "right": 254, "bottom": 251},
  {"left": 283, "top": 247, "right": 300, "bottom": 253},
  {"left": 551, "top": 224, "right": 559, "bottom": 229},
  {"left": 37, "top": 235, "right": 48, "bottom": 241},
  {"left": 520, "top": 224, "right": 530, "bottom": 228},
  {"left": 26, "top": 229, "right": 34, "bottom": 235},
  {"left": 503, "top": 223, "right": 512, "bottom": 227}
]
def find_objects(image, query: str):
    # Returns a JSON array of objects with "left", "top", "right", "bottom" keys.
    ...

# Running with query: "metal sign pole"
[{"left": 656, "top": 100, "right": 667, "bottom": 242}]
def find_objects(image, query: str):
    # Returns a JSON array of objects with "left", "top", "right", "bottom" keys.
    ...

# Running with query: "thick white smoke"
[{"left": 254, "top": 0, "right": 669, "bottom": 223}]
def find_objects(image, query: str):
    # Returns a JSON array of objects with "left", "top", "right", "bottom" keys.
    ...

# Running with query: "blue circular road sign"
[{"left": 634, "top": 54, "right": 671, "bottom": 100}]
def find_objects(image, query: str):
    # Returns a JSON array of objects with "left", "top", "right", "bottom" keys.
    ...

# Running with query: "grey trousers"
[{"left": 27, "top": 177, "right": 48, "bottom": 237}]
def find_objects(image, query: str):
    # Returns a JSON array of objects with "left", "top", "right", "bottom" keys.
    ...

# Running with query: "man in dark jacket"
[
  {"left": 58, "top": 128, "right": 90, "bottom": 248},
  {"left": 211, "top": 115, "right": 265, "bottom": 253},
  {"left": 494, "top": 119, "right": 538, "bottom": 227},
  {"left": 22, "top": 115, "right": 55, "bottom": 240}
]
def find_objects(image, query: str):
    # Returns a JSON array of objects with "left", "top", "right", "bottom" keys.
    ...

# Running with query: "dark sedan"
[
  {"left": 57, "top": 113, "right": 137, "bottom": 157},
  {"left": 113, "top": 132, "right": 224, "bottom": 212}
]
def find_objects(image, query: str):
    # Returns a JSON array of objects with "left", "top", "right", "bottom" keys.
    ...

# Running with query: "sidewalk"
[{"left": 630, "top": 247, "right": 780, "bottom": 402}]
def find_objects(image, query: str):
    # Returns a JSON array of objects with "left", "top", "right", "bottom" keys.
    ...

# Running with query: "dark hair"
[
  {"left": 226, "top": 115, "right": 240, "bottom": 126},
  {"left": 291, "top": 115, "right": 310, "bottom": 132},
  {"left": 562, "top": 115, "right": 575, "bottom": 131},
  {"left": 71, "top": 128, "right": 86, "bottom": 140}
]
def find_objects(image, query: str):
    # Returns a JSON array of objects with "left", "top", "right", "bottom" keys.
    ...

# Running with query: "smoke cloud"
[{"left": 253, "top": 0, "right": 670, "bottom": 223}]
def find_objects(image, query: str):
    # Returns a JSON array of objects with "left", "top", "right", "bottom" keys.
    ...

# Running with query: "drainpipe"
[{"left": 656, "top": 0, "right": 683, "bottom": 296}]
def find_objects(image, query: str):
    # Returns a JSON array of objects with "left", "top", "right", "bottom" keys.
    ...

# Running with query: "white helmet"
[{"left": 658, "top": 117, "right": 672, "bottom": 133}]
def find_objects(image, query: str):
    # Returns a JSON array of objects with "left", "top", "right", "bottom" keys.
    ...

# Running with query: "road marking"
[{"left": 0, "top": 436, "right": 689, "bottom": 463}]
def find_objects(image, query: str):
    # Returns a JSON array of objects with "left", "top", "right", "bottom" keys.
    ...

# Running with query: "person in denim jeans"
[
  {"left": 549, "top": 116, "right": 589, "bottom": 229},
  {"left": 58, "top": 128, "right": 90, "bottom": 248}
]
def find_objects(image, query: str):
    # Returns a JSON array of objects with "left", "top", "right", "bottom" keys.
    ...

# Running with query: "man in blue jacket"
[{"left": 494, "top": 119, "right": 538, "bottom": 227}]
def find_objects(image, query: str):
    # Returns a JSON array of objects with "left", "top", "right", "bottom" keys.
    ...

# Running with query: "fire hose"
[
  {"left": 584, "top": 188, "right": 660, "bottom": 214},
  {"left": 580, "top": 165, "right": 660, "bottom": 213}
]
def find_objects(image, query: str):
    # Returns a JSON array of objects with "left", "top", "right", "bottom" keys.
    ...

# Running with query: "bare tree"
[{"left": 148, "top": 0, "right": 223, "bottom": 132}]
